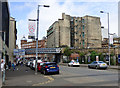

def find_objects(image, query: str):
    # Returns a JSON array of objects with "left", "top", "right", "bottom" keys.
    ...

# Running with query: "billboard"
[{"left": 28, "top": 21, "right": 36, "bottom": 39}]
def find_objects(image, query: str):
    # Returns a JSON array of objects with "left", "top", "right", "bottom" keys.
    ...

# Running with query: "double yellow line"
[{"left": 32, "top": 76, "right": 54, "bottom": 86}]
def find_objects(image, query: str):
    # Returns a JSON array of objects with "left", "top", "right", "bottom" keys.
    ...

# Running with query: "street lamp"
[
  {"left": 100, "top": 11, "right": 110, "bottom": 66},
  {"left": 35, "top": 5, "right": 50, "bottom": 75}
]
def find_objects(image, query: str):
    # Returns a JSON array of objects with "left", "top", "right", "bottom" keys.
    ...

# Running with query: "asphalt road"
[
  {"left": 2, "top": 65, "right": 119, "bottom": 87},
  {"left": 42, "top": 65, "right": 118, "bottom": 86}
]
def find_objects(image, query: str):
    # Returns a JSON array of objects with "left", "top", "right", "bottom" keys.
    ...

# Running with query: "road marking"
[{"left": 32, "top": 75, "right": 54, "bottom": 86}]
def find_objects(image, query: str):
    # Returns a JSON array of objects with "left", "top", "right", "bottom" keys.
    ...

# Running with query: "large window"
[
  {"left": 82, "top": 32, "right": 84, "bottom": 38},
  {"left": 82, "top": 19, "right": 84, "bottom": 23},
  {"left": 83, "top": 40, "right": 85, "bottom": 47},
  {"left": 82, "top": 25, "right": 85, "bottom": 30}
]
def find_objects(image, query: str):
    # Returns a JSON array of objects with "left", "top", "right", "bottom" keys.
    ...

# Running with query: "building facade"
[
  {"left": 118, "top": 1, "right": 120, "bottom": 37},
  {"left": 102, "top": 37, "right": 120, "bottom": 48},
  {"left": 21, "top": 36, "right": 47, "bottom": 59},
  {"left": 9, "top": 17, "right": 17, "bottom": 62},
  {"left": 0, "top": 1, "right": 10, "bottom": 64},
  {"left": 47, "top": 13, "right": 102, "bottom": 48}
]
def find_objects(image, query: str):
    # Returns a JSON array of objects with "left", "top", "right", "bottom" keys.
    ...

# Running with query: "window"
[
  {"left": 82, "top": 32, "right": 84, "bottom": 38},
  {"left": 82, "top": 25, "right": 85, "bottom": 30},
  {"left": 83, "top": 40, "right": 85, "bottom": 47},
  {"left": 76, "top": 19, "right": 77, "bottom": 22},
  {"left": 79, "top": 27, "right": 81, "bottom": 30},
  {"left": 82, "top": 19, "right": 84, "bottom": 23}
]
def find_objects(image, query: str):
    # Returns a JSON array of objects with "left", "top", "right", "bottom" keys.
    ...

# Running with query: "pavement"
[
  {"left": 0, "top": 72, "right": 2, "bottom": 88},
  {"left": 2, "top": 65, "right": 53, "bottom": 87},
  {"left": 59, "top": 63, "right": 120, "bottom": 70}
]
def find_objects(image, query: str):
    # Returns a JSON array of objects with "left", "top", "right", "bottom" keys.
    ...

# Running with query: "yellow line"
[{"left": 32, "top": 75, "right": 54, "bottom": 86}]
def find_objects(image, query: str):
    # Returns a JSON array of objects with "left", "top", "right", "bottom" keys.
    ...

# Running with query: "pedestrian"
[
  {"left": 8, "top": 61, "right": 11, "bottom": 70},
  {"left": 12, "top": 63, "right": 15, "bottom": 71},
  {"left": 1, "top": 59, "right": 5, "bottom": 83}
]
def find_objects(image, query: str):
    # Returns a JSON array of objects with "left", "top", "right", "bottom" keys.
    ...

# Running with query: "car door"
[{"left": 93, "top": 62, "right": 97, "bottom": 68}]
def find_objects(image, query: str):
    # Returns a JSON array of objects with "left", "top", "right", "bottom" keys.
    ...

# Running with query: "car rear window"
[
  {"left": 99, "top": 61, "right": 104, "bottom": 63},
  {"left": 46, "top": 63, "right": 57, "bottom": 66}
]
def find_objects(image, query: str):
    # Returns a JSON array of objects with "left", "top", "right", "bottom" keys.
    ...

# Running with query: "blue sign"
[
  {"left": 88, "top": 56, "right": 90, "bottom": 62},
  {"left": 77, "top": 58, "right": 78, "bottom": 62},
  {"left": 118, "top": 54, "right": 120, "bottom": 63}
]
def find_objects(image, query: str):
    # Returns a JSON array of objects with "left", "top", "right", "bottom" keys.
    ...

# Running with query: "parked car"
[
  {"left": 37, "top": 62, "right": 45, "bottom": 72},
  {"left": 88, "top": 61, "right": 107, "bottom": 69},
  {"left": 32, "top": 60, "right": 42, "bottom": 70},
  {"left": 68, "top": 61, "right": 80, "bottom": 67},
  {"left": 30, "top": 61, "right": 33, "bottom": 69},
  {"left": 41, "top": 62, "right": 59, "bottom": 75}
]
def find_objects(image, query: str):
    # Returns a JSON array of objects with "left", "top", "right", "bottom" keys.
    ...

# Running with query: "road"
[{"left": 2, "top": 65, "right": 119, "bottom": 87}]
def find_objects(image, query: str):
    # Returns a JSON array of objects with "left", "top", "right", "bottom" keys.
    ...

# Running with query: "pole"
[
  {"left": 108, "top": 13, "right": 110, "bottom": 66},
  {"left": 35, "top": 5, "right": 39, "bottom": 75},
  {"left": 3, "top": 32, "right": 5, "bottom": 84}
]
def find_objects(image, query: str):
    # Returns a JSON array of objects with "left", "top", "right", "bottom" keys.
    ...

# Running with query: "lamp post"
[
  {"left": 35, "top": 5, "right": 50, "bottom": 75},
  {"left": 100, "top": 11, "right": 110, "bottom": 66}
]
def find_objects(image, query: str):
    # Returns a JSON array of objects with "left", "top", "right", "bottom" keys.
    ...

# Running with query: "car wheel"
[
  {"left": 43, "top": 70, "right": 47, "bottom": 75},
  {"left": 56, "top": 71, "right": 59, "bottom": 74},
  {"left": 95, "top": 66, "right": 98, "bottom": 69},
  {"left": 88, "top": 66, "right": 90, "bottom": 69}
]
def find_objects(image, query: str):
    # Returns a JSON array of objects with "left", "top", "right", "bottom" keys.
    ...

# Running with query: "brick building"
[{"left": 21, "top": 36, "right": 47, "bottom": 59}]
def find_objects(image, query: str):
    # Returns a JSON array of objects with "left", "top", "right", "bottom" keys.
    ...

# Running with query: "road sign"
[{"left": 13, "top": 49, "right": 25, "bottom": 56}]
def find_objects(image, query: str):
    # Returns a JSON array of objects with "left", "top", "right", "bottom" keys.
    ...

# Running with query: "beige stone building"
[
  {"left": 9, "top": 17, "right": 17, "bottom": 62},
  {"left": 47, "top": 13, "right": 102, "bottom": 48}
]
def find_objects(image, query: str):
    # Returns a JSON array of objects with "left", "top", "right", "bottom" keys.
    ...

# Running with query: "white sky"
[{"left": 8, "top": 0, "right": 119, "bottom": 48}]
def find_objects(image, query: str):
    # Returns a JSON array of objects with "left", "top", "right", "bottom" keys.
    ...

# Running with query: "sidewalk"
[
  {"left": 59, "top": 63, "right": 120, "bottom": 70},
  {"left": 2, "top": 65, "right": 49, "bottom": 87},
  {"left": 0, "top": 72, "right": 2, "bottom": 88}
]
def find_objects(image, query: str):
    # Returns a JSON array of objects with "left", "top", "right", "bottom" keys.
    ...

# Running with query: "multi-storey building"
[
  {"left": 47, "top": 13, "right": 102, "bottom": 48},
  {"left": 9, "top": 17, "right": 17, "bottom": 62},
  {"left": 21, "top": 36, "right": 47, "bottom": 59},
  {"left": 118, "top": 1, "right": 120, "bottom": 37},
  {"left": 0, "top": 1, "right": 10, "bottom": 64}
]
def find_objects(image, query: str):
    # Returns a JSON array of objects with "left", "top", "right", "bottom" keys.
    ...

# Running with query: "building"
[
  {"left": 118, "top": 1, "right": 120, "bottom": 37},
  {"left": 47, "top": 13, "right": 102, "bottom": 48},
  {"left": 0, "top": 1, "right": 10, "bottom": 64},
  {"left": 47, "top": 13, "right": 71, "bottom": 48},
  {"left": 102, "top": 37, "right": 120, "bottom": 48},
  {"left": 21, "top": 36, "right": 47, "bottom": 59},
  {"left": 9, "top": 17, "right": 17, "bottom": 62}
]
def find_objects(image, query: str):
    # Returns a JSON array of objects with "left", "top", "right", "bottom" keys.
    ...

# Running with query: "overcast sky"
[{"left": 8, "top": 0, "right": 119, "bottom": 48}]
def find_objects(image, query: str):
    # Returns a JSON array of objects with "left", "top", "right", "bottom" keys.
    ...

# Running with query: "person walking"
[
  {"left": 12, "top": 63, "right": 15, "bottom": 71},
  {"left": 8, "top": 61, "right": 11, "bottom": 70},
  {"left": 1, "top": 59, "right": 5, "bottom": 84}
]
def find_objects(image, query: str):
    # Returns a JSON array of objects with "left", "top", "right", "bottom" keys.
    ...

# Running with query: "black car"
[{"left": 41, "top": 62, "right": 59, "bottom": 75}]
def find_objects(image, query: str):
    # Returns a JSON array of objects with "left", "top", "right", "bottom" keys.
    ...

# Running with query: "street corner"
[{"left": 32, "top": 75, "right": 54, "bottom": 86}]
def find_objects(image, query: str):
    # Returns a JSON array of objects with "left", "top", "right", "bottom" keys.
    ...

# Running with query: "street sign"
[
  {"left": 13, "top": 49, "right": 19, "bottom": 55},
  {"left": 13, "top": 49, "right": 25, "bottom": 56},
  {"left": 118, "top": 54, "right": 120, "bottom": 63}
]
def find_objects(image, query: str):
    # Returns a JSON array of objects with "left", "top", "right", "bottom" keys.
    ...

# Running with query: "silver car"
[{"left": 88, "top": 61, "right": 107, "bottom": 69}]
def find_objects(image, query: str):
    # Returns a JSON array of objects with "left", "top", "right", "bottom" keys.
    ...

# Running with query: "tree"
[
  {"left": 90, "top": 51, "right": 98, "bottom": 61},
  {"left": 64, "top": 47, "right": 71, "bottom": 56}
]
